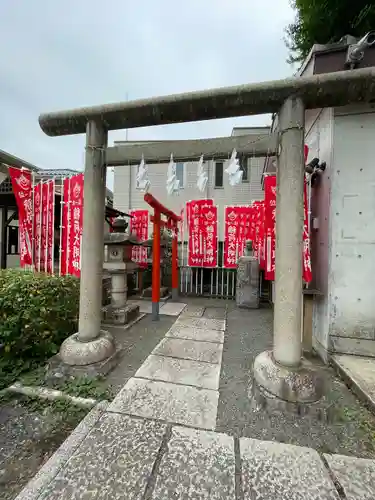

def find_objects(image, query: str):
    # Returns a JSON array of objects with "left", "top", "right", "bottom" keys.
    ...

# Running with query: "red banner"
[
  {"left": 223, "top": 206, "right": 252, "bottom": 268},
  {"left": 303, "top": 181, "right": 312, "bottom": 283},
  {"left": 33, "top": 182, "right": 42, "bottom": 271},
  {"left": 263, "top": 174, "right": 312, "bottom": 283},
  {"left": 8, "top": 167, "right": 33, "bottom": 267},
  {"left": 130, "top": 210, "right": 148, "bottom": 267},
  {"left": 200, "top": 205, "right": 218, "bottom": 268},
  {"left": 60, "top": 177, "right": 70, "bottom": 275},
  {"left": 264, "top": 176, "right": 276, "bottom": 281},
  {"left": 187, "top": 200, "right": 216, "bottom": 266},
  {"left": 40, "top": 183, "right": 48, "bottom": 272},
  {"left": 46, "top": 180, "right": 55, "bottom": 273},
  {"left": 67, "top": 174, "right": 84, "bottom": 277}
]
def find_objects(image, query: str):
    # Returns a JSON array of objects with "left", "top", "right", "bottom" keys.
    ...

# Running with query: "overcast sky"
[{"left": 0, "top": 0, "right": 295, "bottom": 189}]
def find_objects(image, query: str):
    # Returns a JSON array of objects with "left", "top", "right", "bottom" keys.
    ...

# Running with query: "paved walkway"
[{"left": 15, "top": 301, "right": 375, "bottom": 500}]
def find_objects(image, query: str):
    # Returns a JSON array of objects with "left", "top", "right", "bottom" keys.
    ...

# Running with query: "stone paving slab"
[
  {"left": 179, "top": 305, "right": 205, "bottom": 318},
  {"left": 135, "top": 354, "right": 221, "bottom": 390},
  {"left": 324, "top": 453, "right": 375, "bottom": 500},
  {"left": 152, "top": 337, "right": 223, "bottom": 364},
  {"left": 203, "top": 306, "right": 227, "bottom": 320},
  {"left": 35, "top": 413, "right": 166, "bottom": 500},
  {"left": 108, "top": 378, "right": 219, "bottom": 430},
  {"left": 175, "top": 316, "right": 226, "bottom": 331},
  {"left": 240, "top": 438, "right": 340, "bottom": 500},
  {"left": 166, "top": 324, "right": 224, "bottom": 343},
  {"left": 159, "top": 302, "right": 187, "bottom": 316},
  {"left": 152, "top": 426, "right": 235, "bottom": 499}
]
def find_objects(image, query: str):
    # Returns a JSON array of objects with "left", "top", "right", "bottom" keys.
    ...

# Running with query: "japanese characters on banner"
[
  {"left": 264, "top": 175, "right": 276, "bottom": 281},
  {"left": 33, "top": 182, "right": 42, "bottom": 271},
  {"left": 40, "top": 183, "right": 48, "bottom": 272},
  {"left": 8, "top": 167, "right": 33, "bottom": 267},
  {"left": 263, "top": 174, "right": 312, "bottom": 283},
  {"left": 303, "top": 181, "right": 312, "bottom": 282},
  {"left": 223, "top": 206, "right": 252, "bottom": 268},
  {"left": 130, "top": 210, "right": 148, "bottom": 267},
  {"left": 67, "top": 174, "right": 84, "bottom": 277},
  {"left": 46, "top": 181, "right": 55, "bottom": 274},
  {"left": 187, "top": 200, "right": 217, "bottom": 267},
  {"left": 60, "top": 177, "right": 70, "bottom": 276}
]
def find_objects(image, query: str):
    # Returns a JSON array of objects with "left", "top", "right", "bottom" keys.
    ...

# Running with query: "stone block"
[
  {"left": 166, "top": 324, "right": 224, "bottom": 343},
  {"left": 236, "top": 255, "right": 260, "bottom": 309},
  {"left": 135, "top": 354, "right": 221, "bottom": 390},
  {"left": 108, "top": 377, "right": 219, "bottom": 430},
  {"left": 152, "top": 426, "right": 235, "bottom": 499},
  {"left": 240, "top": 438, "right": 339, "bottom": 500},
  {"left": 152, "top": 337, "right": 223, "bottom": 364},
  {"left": 102, "top": 303, "right": 139, "bottom": 325}
]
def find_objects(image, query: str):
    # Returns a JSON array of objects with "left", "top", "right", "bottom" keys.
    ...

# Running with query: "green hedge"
[{"left": 0, "top": 269, "right": 80, "bottom": 360}]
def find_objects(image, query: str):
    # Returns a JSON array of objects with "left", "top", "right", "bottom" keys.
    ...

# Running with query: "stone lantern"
[
  {"left": 102, "top": 218, "right": 141, "bottom": 325},
  {"left": 236, "top": 239, "right": 260, "bottom": 309}
]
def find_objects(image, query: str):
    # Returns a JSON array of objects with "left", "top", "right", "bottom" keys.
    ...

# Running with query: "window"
[
  {"left": 215, "top": 161, "right": 224, "bottom": 188},
  {"left": 240, "top": 157, "right": 249, "bottom": 183},
  {"left": 176, "top": 162, "right": 184, "bottom": 188}
]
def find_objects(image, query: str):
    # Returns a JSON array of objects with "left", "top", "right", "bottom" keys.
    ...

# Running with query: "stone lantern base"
[{"left": 102, "top": 303, "right": 140, "bottom": 326}]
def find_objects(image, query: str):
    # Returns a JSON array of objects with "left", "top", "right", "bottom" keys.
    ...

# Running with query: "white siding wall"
[{"left": 114, "top": 147, "right": 266, "bottom": 241}]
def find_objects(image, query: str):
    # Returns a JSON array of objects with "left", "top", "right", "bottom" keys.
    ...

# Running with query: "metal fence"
[{"left": 179, "top": 266, "right": 237, "bottom": 299}]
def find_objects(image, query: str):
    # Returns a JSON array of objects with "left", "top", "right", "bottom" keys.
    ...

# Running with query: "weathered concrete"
[
  {"left": 332, "top": 354, "right": 375, "bottom": 413},
  {"left": 166, "top": 324, "right": 224, "bottom": 343},
  {"left": 152, "top": 337, "right": 223, "bottom": 364},
  {"left": 33, "top": 413, "right": 166, "bottom": 500},
  {"left": 39, "top": 68, "right": 375, "bottom": 136},
  {"left": 236, "top": 255, "right": 260, "bottom": 309},
  {"left": 135, "top": 354, "right": 221, "bottom": 390},
  {"left": 253, "top": 350, "right": 323, "bottom": 404},
  {"left": 152, "top": 426, "right": 235, "bottom": 499},
  {"left": 175, "top": 316, "right": 226, "bottom": 331},
  {"left": 324, "top": 453, "right": 375, "bottom": 500},
  {"left": 240, "top": 438, "right": 339, "bottom": 500},
  {"left": 107, "top": 378, "right": 219, "bottom": 430},
  {"left": 59, "top": 120, "right": 115, "bottom": 366}
]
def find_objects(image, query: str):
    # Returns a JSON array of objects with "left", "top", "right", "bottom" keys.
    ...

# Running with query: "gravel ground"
[
  {"left": 0, "top": 396, "right": 87, "bottom": 500},
  {"left": 216, "top": 306, "right": 375, "bottom": 458}
]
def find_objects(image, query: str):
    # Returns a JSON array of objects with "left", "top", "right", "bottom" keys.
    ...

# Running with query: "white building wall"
[
  {"left": 113, "top": 131, "right": 267, "bottom": 242},
  {"left": 328, "top": 107, "right": 375, "bottom": 357}
]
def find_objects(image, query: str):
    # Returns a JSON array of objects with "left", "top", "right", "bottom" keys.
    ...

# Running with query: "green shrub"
[{"left": 0, "top": 269, "right": 80, "bottom": 360}]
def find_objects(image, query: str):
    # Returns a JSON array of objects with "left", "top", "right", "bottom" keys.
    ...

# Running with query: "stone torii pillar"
[{"left": 60, "top": 120, "right": 115, "bottom": 366}]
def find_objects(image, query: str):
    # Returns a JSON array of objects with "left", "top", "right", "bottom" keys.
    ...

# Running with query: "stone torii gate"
[{"left": 40, "top": 67, "right": 375, "bottom": 407}]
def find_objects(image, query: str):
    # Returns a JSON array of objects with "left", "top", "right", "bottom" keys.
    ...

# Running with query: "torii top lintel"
[
  {"left": 38, "top": 68, "right": 375, "bottom": 137},
  {"left": 144, "top": 193, "right": 181, "bottom": 223}
]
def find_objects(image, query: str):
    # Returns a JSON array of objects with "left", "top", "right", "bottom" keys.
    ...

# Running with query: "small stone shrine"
[
  {"left": 102, "top": 218, "right": 141, "bottom": 325},
  {"left": 236, "top": 240, "right": 260, "bottom": 309}
]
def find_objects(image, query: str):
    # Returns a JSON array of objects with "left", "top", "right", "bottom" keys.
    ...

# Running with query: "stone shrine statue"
[
  {"left": 236, "top": 239, "right": 260, "bottom": 309},
  {"left": 244, "top": 240, "right": 253, "bottom": 257}
]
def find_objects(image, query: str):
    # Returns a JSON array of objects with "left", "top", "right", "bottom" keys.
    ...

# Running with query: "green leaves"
[
  {"left": 0, "top": 269, "right": 79, "bottom": 361},
  {"left": 286, "top": 1, "right": 375, "bottom": 63}
]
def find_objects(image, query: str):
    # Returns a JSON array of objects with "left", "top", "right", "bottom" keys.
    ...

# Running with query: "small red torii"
[{"left": 144, "top": 193, "right": 181, "bottom": 320}]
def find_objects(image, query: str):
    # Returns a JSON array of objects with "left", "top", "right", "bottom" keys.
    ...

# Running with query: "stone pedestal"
[
  {"left": 102, "top": 229, "right": 141, "bottom": 326},
  {"left": 236, "top": 255, "right": 260, "bottom": 309}
]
